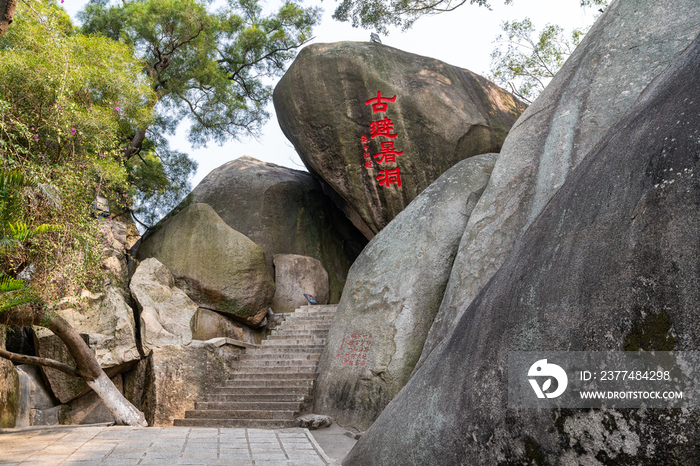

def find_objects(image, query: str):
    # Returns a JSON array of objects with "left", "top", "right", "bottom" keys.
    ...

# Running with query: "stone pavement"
[{"left": 0, "top": 425, "right": 336, "bottom": 465}]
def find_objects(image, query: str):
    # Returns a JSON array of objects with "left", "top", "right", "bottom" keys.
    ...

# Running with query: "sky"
[{"left": 62, "top": 0, "right": 600, "bottom": 186}]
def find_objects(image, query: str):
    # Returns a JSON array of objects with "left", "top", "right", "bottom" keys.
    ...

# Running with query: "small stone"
[{"left": 295, "top": 414, "right": 333, "bottom": 430}]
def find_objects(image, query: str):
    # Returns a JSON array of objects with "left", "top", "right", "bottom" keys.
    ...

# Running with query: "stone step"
[
  {"left": 263, "top": 336, "right": 327, "bottom": 345},
  {"left": 173, "top": 418, "right": 297, "bottom": 428},
  {"left": 284, "top": 316, "right": 335, "bottom": 322},
  {"left": 230, "top": 373, "right": 315, "bottom": 382},
  {"left": 183, "top": 409, "right": 298, "bottom": 420},
  {"left": 233, "top": 365, "right": 317, "bottom": 374},
  {"left": 220, "top": 379, "right": 313, "bottom": 388},
  {"left": 195, "top": 401, "right": 302, "bottom": 411},
  {"left": 239, "top": 352, "right": 320, "bottom": 361},
  {"left": 237, "top": 359, "right": 319, "bottom": 368},
  {"left": 253, "top": 345, "right": 325, "bottom": 353},
  {"left": 203, "top": 393, "right": 307, "bottom": 403},
  {"left": 174, "top": 304, "right": 337, "bottom": 431},
  {"left": 207, "top": 386, "right": 312, "bottom": 396},
  {"left": 271, "top": 328, "right": 329, "bottom": 336},
  {"left": 278, "top": 321, "right": 332, "bottom": 328},
  {"left": 283, "top": 312, "right": 335, "bottom": 318}
]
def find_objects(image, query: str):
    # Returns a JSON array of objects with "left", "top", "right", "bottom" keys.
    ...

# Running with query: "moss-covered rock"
[
  {"left": 136, "top": 204, "right": 275, "bottom": 327},
  {"left": 140, "top": 157, "right": 365, "bottom": 304}
]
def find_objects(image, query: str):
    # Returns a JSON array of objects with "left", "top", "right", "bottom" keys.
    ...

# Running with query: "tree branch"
[{"left": 0, "top": 347, "right": 80, "bottom": 377}]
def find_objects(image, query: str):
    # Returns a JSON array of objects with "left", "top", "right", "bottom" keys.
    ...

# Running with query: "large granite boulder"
[
  {"left": 136, "top": 203, "right": 275, "bottom": 327},
  {"left": 274, "top": 42, "right": 525, "bottom": 238},
  {"left": 315, "top": 153, "right": 497, "bottom": 431},
  {"left": 417, "top": 0, "right": 700, "bottom": 368},
  {"left": 271, "top": 254, "right": 329, "bottom": 313},
  {"left": 34, "top": 286, "right": 140, "bottom": 404},
  {"left": 191, "top": 308, "right": 258, "bottom": 344},
  {"left": 141, "top": 156, "right": 366, "bottom": 303},
  {"left": 130, "top": 258, "right": 198, "bottom": 352},
  {"left": 344, "top": 26, "right": 700, "bottom": 466}
]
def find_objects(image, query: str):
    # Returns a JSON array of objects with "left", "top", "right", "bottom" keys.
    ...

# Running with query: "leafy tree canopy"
[
  {"left": 332, "top": 0, "right": 607, "bottom": 35},
  {"left": 79, "top": 0, "right": 321, "bottom": 226},
  {"left": 488, "top": 18, "right": 584, "bottom": 103},
  {"left": 0, "top": 0, "right": 154, "bottom": 301},
  {"left": 488, "top": 1, "right": 608, "bottom": 103}
]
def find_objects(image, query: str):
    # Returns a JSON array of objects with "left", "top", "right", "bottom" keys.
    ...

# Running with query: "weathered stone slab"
[
  {"left": 191, "top": 308, "right": 257, "bottom": 344},
  {"left": 345, "top": 25, "right": 700, "bottom": 466},
  {"left": 139, "top": 345, "right": 234, "bottom": 426},
  {"left": 315, "top": 153, "right": 497, "bottom": 431},
  {"left": 136, "top": 203, "right": 275, "bottom": 327},
  {"left": 418, "top": 0, "right": 700, "bottom": 368},
  {"left": 15, "top": 365, "right": 57, "bottom": 428},
  {"left": 130, "top": 258, "right": 198, "bottom": 352},
  {"left": 271, "top": 254, "right": 330, "bottom": 313},
  {"left": 274, "top": 42, "right": 525, "bottom": 237}
]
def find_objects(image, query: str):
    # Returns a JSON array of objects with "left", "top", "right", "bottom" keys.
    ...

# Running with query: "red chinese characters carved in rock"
[
  {"left": 363, "top": 90, "right": 404, "bottom": 186},
  {"left": 373, "top": 141, "right": 403, "bottom": 164},
  {"left": 377, "top": 167, "right": 402, "bottom": 187},
  {"left": 365, "top": 91, "right": 397, "bottom": 113},
  {"left": 360, "top": 135, "right": 373, "bottom": 169},
  {"left": 336, "top": 333, "right": 372, "bottom": 366},
  {"left": 370, "top": 117, "right": 398, "bottom": 139}
]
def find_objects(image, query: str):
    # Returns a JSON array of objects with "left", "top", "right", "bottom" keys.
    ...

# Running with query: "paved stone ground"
[{"left": 0, "top": 425, "right": 334, "bottom": 465}]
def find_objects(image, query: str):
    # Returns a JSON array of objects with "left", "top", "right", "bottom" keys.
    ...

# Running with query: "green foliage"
[
  {"left": 78, "top": 0, "right": 320, "bottom": 227},
  {"left": 333, "top": 0, "right": 488, "bottom": 34},
  {"left": 488, "top": 18, "right": 585, "bottom": 103},
  {"left": 127, "top": 130, "right": 198, "bottom": 227},
  {"left": 0, "top": 0, "right": 155, "bottom": 305},
  {"left": 79, "top": 0, "right": 321, "bottom": 144},
  {"left": 0, "top": 169, "right": 49, "bottom": 313},
  {"left": 330, "top": 0, "right": 608, "bottom": 39}
]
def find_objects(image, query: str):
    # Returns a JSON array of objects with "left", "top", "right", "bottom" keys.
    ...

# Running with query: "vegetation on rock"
[{"left": 330, "top": 0, "right": 607, "bottom": 34}]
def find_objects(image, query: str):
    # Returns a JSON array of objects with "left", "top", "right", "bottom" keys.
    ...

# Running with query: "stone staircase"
[{"left": 173, "top": 304, "right": 337, "bottom": 428}]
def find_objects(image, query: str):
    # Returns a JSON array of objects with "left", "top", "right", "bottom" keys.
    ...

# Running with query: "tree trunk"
[
  {"left": 0, "top": 0, "right": 17, "bottom": 39},
  {"left": 123, "top": 127, "right": 148, "bottom": 161},
  {"left": 0, "top": 306, "right": 147, "bottom": 427}
]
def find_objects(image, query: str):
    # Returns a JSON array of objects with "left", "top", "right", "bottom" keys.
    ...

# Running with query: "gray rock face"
[
  {"left": 141, "top": 156, "right": 366, "bottom": 303},
  {"left": 139, "top": 345, "right": 233, "bottom": 426},
  {"left": 315, "top": 153, "right": 497, "bottom": 431},
  {"left": 271, "top": 254, "right": 329, "bottom": 313},
  {"left": 137, "top": 204, "right": 275, "bottom": 327},
  {"left": 191, "top": 308, "right": 258, "bottom": 344},
  {"left": 418, "top": 0, "right": 700, "bottom": 368},
  {"left": 15, "top": 365, "right": 58, "bottom": 428},
  {"left": 274, "top": 42, "right": 525, "bottom": 238},
  {"left": 34, "top": 288, "right": 140, "bottom": 369},
  {"left": 344, "top": 27, "right": 700, "bottom": 466},
  {"left": 0, "top": 343, "right": 19, "bottom": 428},
  {"left": 130, "top": 258, "right": 198, "bottom": 352}
]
